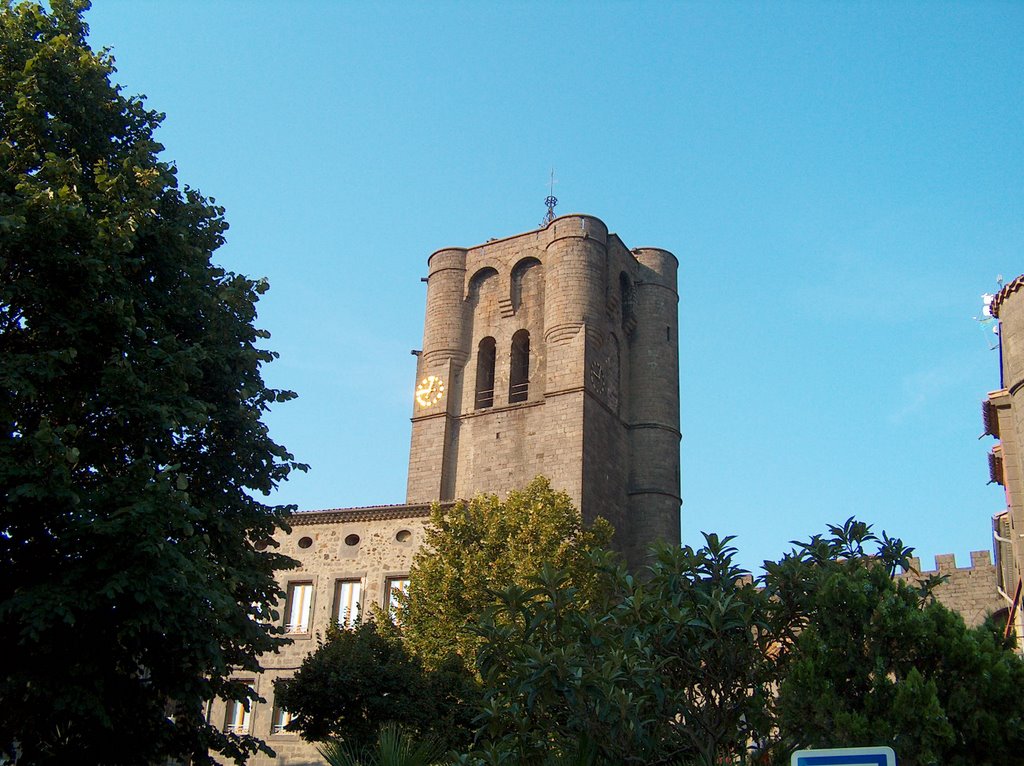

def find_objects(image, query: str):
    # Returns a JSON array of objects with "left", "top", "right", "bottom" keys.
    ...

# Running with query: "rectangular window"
[
  {"left": 334, "top": 579, "right": 362, "bottom": 628},
  {"left": 224, "top": 682, "right": 255, "bottom": 734},
  {"left": 285, "top": 582, "right": 313, "bottom": 633},
  {"left": 385, "top": 576, "right": 410, "bottom": 614},
  {"left": 271, "top": 706, "right": 293, "bottom": 735}
]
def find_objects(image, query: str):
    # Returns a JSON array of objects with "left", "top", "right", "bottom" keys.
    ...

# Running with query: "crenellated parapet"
[{"left": 899, "top": 550, "right": 1005, "bottom": 628}]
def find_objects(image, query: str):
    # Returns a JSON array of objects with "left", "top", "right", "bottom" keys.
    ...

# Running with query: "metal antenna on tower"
[{"left": 541, "top": 168, "right": 558, "bottom": 226}]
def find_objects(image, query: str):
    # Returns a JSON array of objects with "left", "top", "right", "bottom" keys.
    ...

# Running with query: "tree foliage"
[
  {"left": 464, "top": 518, "right": 1024, "bottom": 766},
  {"left": 765, "top": 519, "right": 1024, "bottom": 766},
  {"left": 472, "top": 536, "right": 777, "bottom": 766},
  {"left": 274, "top": 623, "right": 478, "bottom": 754},
  {"left": 0, "top": 2, "right": 303, "bottom": 763},
  {"left": 399, "top": 477, "right": 613, "bottom": 670},
  {"left": 318, "top": 723, "right": 450, "bottom": 766}
]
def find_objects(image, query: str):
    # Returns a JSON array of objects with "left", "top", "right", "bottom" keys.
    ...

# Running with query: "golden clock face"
[{"left": 415, "top": 374, "right": 445, "bottom": 408}]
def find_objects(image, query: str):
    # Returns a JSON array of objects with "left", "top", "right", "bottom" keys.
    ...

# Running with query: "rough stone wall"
[
  {"left": 985, "top": 275, "right": 1024, "bottom": 643},
  {"left": 626, "top": 246, "right": 681, "bottom": 564},
  {"left": 211, "top": 508, "right": 432, "bottom": 766},
  {"left": 900, "top": 550, "right": 1006, "bottom": 629},
  {"left": 215, "top": 215, "right": 683, "bottom": 763},
  {"left": 582, "top": 391, "right": 631, "bottom": 538},
  {"left": 406, "top": 215, "right": 681, "bottom": 568},
  {"left": 455, "top": 392, "right": 585, "bottom": 512},
  {"left": 406, "top": 406, "right": 450, "bottom": 503}
]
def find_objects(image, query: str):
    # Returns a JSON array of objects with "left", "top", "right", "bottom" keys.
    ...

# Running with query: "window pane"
[
  {"left": 224, "top": 682, "right": 254, "bottom": 734},
  {"left": 271, "top": 706, "right": 293, "bottom": 735},
  {"left": 386, "top": 577, "right": 410, "bottom": 614},
  {"left": 334, "top": 579, "right": 362, "bottom": 628},
  {"left": 286, "top": 583, "right": 313, "bottom": 633},
  {"left": 476, "top": 337, "right": 496, "bottom": 409},
  {"left": 509, "top": 330, "right": 529, "bottom": 403}
]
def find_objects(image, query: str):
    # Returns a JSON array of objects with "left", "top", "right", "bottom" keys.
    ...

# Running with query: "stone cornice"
[
  {"left": 990, "top": 274, "right": 1024, "bottom": 318},
  {"left": 287, "top": 502, "right": 454, "bottom": 526}
]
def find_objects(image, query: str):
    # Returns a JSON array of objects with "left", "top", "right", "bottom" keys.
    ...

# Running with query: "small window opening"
[
  {"left": 509, "top": 330, "right": 530, "bottom": 403},
  {"left": 223, "top": 682, "right": 255, "bottom": 734},
  {"left": 395, "top": 529, "right": 412, "bottom": 543},
  {"left": 476, "top": 337, "right": 496, "bottom": 408},
  {"left": 297, "top": 536, "right": 313, "bottom": 549},
  {"left": 334, "top": 579, "right": 362, "bottom": 628},
  {"left": 284, "top": 582, "right": 313, "bottom": 633},
  {"left": 344, "top": 533, "right": 360, "bottom": 546},
  {"left": 385, "top": 576, "right": 410, "bottom": 620},
  {"left": 271, "top": 706, "right": 294, "bottom": 736}
]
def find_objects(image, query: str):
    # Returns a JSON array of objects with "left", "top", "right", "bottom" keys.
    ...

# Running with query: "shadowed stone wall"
[{"left": 407, "top": 215, "right": 681, "bottom": 566}]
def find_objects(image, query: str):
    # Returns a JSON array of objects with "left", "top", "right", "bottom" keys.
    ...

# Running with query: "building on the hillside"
[
  {"left": 208, "top": 213, "right": 683, "bottom": 765},
  {"left": 983, "top": 274, "right": 1024, "bottom": 643}
]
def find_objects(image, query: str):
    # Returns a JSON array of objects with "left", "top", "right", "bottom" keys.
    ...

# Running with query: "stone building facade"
[
  {"left": 982, "top": 274, "right": 1024, "bottom": 643},
  {"left": 407, "top": 213, "right": 681, "bottom": 565},
  {"left": 208, "top": 214, "right": 683, "bottom": 765},
  {"left": 900, "top": 550, "right": 1006, "bottom": 629},
  {"left": 211, "top": 505, "right": 438, "bottom": 766},
  {"left": 208, "top": 224, "right": 1014, "bottom": 766}
]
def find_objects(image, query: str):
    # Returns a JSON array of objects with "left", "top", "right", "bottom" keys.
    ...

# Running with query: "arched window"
[
  {"left": 509, "top": 330, "right": 530, "bottom": 403},
  {"left": 510, "top": 257, "right": 542, "bottom": 313},
  {"left": 475, "top": 337, "right": 496, "bottom": 409},
  {"left": 467, "top": 267, "right": 499, "bottom": 304}
]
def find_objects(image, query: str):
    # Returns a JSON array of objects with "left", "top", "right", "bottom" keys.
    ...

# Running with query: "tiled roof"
[
  {"left": 288, "top": 501, "right": 455, "bottom": 526},
  {"left": 990, "top": 450, "right": 1005, "bottom": 486},
  {"left": 982, "top": 398, "right": 1000, "bottom": 438},
  {"left": 990, "top": 274, "right": 1024, "bottom": 318}
]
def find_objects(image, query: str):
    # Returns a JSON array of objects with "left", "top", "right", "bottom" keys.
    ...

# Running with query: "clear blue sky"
[{"left": 83, "top": 1, "right": 1022, "bottom": 574}]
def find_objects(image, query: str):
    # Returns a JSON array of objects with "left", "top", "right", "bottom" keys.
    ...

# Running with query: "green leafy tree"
[
  {"left": 0, "top": 2, "right": 303, "bottom": 763},
  {"left": 764, "top": 519, "right": 1024, "bottom": 766},
  {"left": 400, "top": 476, "right": 614, "bottom": 670},
  {"left": 472, "top": 536, "right": 778, "bottom": 766},
  {"left": 644, "top": 537, "right": 777, "bottom": 765},
  {"left": 471, "top": 559, "right": 649, "bottom": 766},
  {"left": 274, "top": 622, "right": 478, "bottom": 753},
  {"left": 468, "top": 519, "right": 1024, "bottom": 766},
  {"left": 318, "top": 723, "right": 451, "bottom": 766}
]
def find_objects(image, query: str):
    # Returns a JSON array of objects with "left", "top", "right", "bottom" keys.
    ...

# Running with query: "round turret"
[
  {"left": 542, "top": 215, "right": 608, "bottom": 341},
  {"left": 422, "top": 247, "right": 468, "bottom": 367},
  {"left": 993, "top": 276, "right": 1024, "bottom": 394},
  {"left": 626, "top": 246, "right": 681, "bottom": 563},
  {"left": 541, "top": 215, "right": 609, "bottom": 393},
  {"left": 632, "top": 247, "right": 678, "bottom": 288}
]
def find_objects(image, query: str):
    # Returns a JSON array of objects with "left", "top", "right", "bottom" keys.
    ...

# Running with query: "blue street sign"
[{"left": 791, "top": 746, "right": 896, "bottom": 766}]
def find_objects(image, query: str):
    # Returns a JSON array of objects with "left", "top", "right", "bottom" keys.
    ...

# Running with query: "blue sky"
[{"left": 84, "top": 1, "right": 1022, "bottom": 573}]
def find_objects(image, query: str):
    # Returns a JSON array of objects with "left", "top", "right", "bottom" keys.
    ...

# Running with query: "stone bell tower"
[{"left": 406, "top": 214, "right": 681, "bottom": 566}]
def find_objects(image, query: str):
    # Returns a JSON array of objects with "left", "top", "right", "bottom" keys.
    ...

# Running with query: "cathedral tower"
[{"left": 407, "top": 214, "right": 681, "bottom": 565}]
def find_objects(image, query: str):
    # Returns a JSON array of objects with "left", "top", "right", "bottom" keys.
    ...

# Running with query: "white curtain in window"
[
  {"left": 387, "top": 578, "right": 410, "bottom": 612},
  {"left": 286, "top": 583, "right": 313, "bottom": 632},
  {"left": 335, "top": 580, "right": 362, "bottom": 627}
]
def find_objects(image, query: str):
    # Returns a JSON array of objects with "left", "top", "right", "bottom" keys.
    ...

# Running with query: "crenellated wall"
[{"left": 899, "top": 550, "right": 1006, "bottom": 629}]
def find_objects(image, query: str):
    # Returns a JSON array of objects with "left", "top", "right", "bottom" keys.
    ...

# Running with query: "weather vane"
[{"left": 541, "top": 168, "right": 558, "bottom": 226}]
